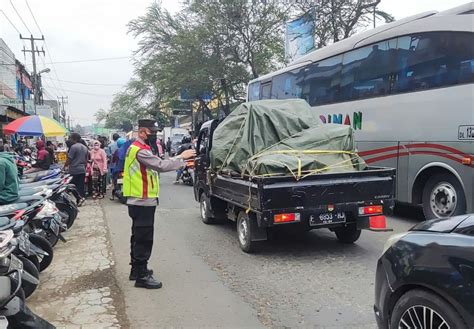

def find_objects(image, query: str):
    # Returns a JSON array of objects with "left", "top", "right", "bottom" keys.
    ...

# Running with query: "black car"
[{"left": 374, "top": 214, "right": 474, "bottom": 329}]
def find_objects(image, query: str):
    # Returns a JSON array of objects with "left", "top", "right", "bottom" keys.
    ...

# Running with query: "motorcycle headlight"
[{"left": 382, "top": 232, "right": 408, "bottom": 255}]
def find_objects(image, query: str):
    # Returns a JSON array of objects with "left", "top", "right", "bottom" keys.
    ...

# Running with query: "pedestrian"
[
  {"left": 25, "top": 140, "right": 52, "bottom": 173},
  {"left": 0, "top": 145, "right": 19, "bottom": 205},
  {"left": 46, "top": 141, "right": 56, "bottom": 163},
  {"left": 107, "top": 133, "right": 120, "bottom": 187},
  {"left": 110, "top": 137, "right": 126, "bottom": 200},
  {"left": 166, "top": 137, "right": 171, "bottom": 156},
  {"left": 123, "top": 119, "right": 195, "bottom": 289},
  {"left": 64, "top": 133, "right": 88, "bottom": 206},
  {"left": 90, "top": 140, "right": 108, "bottom": 199}
]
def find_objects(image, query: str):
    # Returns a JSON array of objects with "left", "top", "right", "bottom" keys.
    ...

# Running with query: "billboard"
[
  {"left": 285, "top": 12, "right": 315, "bottom": 61},
  {"left": 36, "top": 105, "right": 54, "bottom": 119},
  {"left": 0, "top": 98, "right": 34, "bottom": 114}
]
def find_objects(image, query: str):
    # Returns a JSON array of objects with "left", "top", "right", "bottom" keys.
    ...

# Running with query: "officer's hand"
[{"left": 180, "top": 149, "right": 196, "bottom": 160}]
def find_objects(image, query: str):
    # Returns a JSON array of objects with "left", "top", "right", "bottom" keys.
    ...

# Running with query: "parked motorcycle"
[
  {"left": 0, "top": 230, "right": 55, "bottom": 328},
  {"left": 0, "top": 199, "right": 55, "bottom": 274},
  {"left": 113, "top": 172, "right": 126, "bottom": 204},
  {"left": 180, "top": 159, "right": 194, "bottom": 186}
]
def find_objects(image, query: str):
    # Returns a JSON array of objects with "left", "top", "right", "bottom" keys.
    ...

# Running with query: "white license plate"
[
  {"left": 50, "top": 218, "right": 60, "bottom": 235},
  {"left": 310, "top": 212, "right": 346, "bottom": 226},
  {"left": 117, "top": 178, "right": 123, "bottom": 184},
  {"left": 18, "top": 232, "right": 31, "bottom": 254}
]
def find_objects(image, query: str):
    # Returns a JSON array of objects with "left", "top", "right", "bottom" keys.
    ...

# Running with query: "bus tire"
[{"left": 422, "top": 173, "right": 466, "bottom": 219}]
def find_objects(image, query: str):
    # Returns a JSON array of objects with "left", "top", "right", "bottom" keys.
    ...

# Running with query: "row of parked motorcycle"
[{"left": 0, "top": 161, "right": 80, "bottom": 328}]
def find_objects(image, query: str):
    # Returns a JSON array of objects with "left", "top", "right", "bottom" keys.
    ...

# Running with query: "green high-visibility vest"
[{"left": 123, "top": 142, "right": 159, "bottom": 199}]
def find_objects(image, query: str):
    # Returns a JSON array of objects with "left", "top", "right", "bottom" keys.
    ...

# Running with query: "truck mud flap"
[{"left": 250, "top": 215, "right": 267, "bottom": 242}]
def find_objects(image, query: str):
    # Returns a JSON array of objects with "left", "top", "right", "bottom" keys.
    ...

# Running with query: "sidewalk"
[{"left": 28, "top": 200, "right": 128, "bottom": 328}]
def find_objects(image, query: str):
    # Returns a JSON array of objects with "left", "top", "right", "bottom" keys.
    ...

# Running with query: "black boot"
[
  {"left": 129, "top": 268, "right": 154, "bottom": 281},
  {"left": 135, "top": 273, "right": 162, "bottom": 289}
]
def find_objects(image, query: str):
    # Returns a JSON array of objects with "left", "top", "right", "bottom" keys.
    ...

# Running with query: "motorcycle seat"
[
  {"left": 20, "top": 178, "right": 62, "bottom": 188},
  {"left": 18, "top": 187, "right": 46, "bottom": 196},
  {"left": 0, "top": 203, "right": 28, "bottom": 217},
  {"left": 15, "top": 196, "right": 42, "bottom": 203},
  {"left": 0, "top": 217, "right": 15, "bottom": 230}
]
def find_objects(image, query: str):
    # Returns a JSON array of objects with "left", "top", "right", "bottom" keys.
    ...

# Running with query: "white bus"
[{"left": 247, "top": 3, "right": 474, "bottom": 219}]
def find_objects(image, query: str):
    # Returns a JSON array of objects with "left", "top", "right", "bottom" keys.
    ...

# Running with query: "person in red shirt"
[{"left": 24, "top": 140, "right": 52, "bottom": 173}]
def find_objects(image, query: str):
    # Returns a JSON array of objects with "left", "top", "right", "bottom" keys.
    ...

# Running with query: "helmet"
[
  {"left": 117, "top": 137, "right": 126, "bottom": 148},
  {"left": 181, "top": 136, "right": 191, "bottom": 144}
]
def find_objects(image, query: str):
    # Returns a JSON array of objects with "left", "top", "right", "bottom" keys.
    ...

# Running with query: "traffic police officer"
[{"left": 123, "top": 119, "right": 195, "bottom": 289}]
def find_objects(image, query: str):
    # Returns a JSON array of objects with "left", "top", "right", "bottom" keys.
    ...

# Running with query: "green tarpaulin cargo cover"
[{"left": 210, "top": 99, "right": 366, "bottom": 179}]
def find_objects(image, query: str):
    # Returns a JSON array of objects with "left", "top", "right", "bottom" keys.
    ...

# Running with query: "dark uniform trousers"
[{"left": 128, "top": 205, "right": 156, "bottom": 275}]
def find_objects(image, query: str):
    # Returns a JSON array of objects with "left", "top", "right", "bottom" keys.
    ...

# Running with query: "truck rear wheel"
[
  {"left": 335, "top": 224, "right": 361, "bottom": 244},
  {"left": 200, "top": 193, "right": 214, "bottom": 224},
  {"left": 237, "top": 212, "right": 254, "bottom": 253}
]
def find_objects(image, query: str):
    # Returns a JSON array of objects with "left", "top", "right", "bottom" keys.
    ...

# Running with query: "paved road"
[{"left": 103, "top": 172, "right": 422, "bottom": 328}]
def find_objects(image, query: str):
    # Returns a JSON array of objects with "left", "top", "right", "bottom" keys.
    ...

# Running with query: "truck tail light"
[
  {"left": 369, "top": 216, "right": 387, "bottom": 231},
  {"left": 359, "top": 205, "right": 383, "bottom": 216},
  {"left": 274, "top": 213, "right": 300, "bottom": 224}
]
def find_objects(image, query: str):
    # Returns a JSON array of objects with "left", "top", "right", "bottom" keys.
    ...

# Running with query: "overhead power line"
[
  {"left": 24, "top": 0, "right": 43, "bottom": 34},
  {"left": 10, "top": 0, "right": 32, "bottom": 34},
  {"left": 59, "top": 88, "right": 116, "bottom": 98},
  {"left": 43, "top": 76, "right": 124, "bottom": 87},
  {"left": 0, "top": 10, "right": 21, "bottom": 34},
  {"left": 44, "top": 56, "right": 131, "bottom": 64},
  {"left": 24, "top": 0, "right": 67, "bottom": 96}
]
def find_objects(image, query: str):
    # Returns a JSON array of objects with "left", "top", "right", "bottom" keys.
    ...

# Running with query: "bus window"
[
  {"left": 248, "top": 82, "right": 260, "bottom": 101},
  {"left": 272, "top": 68, "right": 305, "bottom": 99},
  {"left": 393, "top": 32, "right": 474, "bottom": 93},
  {"left": 340, "top": 39, "right": 397, "bottom": 101},
  {"left": 302, "top": 55, "right": 343, "bottom": 106},
  {"left": 261, "top": 82, "right": 272, "bottom": 100}
]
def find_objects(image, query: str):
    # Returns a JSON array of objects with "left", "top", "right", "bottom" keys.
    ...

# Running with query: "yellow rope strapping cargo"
[{"left": 240, "top": 149, "right": 364, "bottom": 212}]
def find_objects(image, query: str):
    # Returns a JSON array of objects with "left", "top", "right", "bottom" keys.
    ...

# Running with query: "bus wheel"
[{"left": 422, "top": 173, "right": 466, "bottom": 219}]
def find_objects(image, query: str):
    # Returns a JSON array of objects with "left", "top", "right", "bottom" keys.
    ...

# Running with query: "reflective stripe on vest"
[{"left": 123, "top": 142, "right": 159, "bottom": 199}]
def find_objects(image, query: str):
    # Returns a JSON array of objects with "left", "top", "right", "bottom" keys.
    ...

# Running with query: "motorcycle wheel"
[
  {"left": 17, "top": 256, "right": 39, "bottom": 299},
  {"left": 28, "top": 234, "right": 54, "bottom": 272},
  {"left": 56, "top": 203, "right": 77, "bottom": 229},
  {"left": 26, "top": 254, "right": 40, "bottom": 271}
]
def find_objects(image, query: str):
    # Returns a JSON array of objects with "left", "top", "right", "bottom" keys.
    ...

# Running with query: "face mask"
[{"left": 145, "top": 133, "right": 158, "bottom": 154}]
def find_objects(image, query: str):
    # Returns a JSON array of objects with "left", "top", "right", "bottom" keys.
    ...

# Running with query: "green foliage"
[{"left": 97, "top": 0, "right": 393, "bottom": 130}]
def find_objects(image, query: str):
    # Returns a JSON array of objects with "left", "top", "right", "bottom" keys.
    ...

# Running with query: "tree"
[
  {"left": 102, "top": 0, "right": 393, "bottom": 127},
  {"left": 127, "top": 0, "right": 289, "bottom": 118},
  {"left": 295, "top": 0, "right": 394, "bottom": 48},
  {"left": 94, "top": 108, "right": 108, "bottom": 124}
]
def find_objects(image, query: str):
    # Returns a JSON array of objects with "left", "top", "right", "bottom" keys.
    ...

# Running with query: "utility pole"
[
  {"left": 20, "top": 34, "right": 45, "bottom": 115},
  {"left": 57, "top": 96, "right": 68, "bottom": 126}
]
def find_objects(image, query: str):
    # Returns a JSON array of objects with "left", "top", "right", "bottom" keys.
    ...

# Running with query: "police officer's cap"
[{"left": 138, "top": 119, "right": 160, "bottom": 132}]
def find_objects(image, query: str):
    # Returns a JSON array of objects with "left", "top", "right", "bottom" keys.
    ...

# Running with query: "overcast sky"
[{"left": 0, "top": 0, "right": 470, "bottom": 126}]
